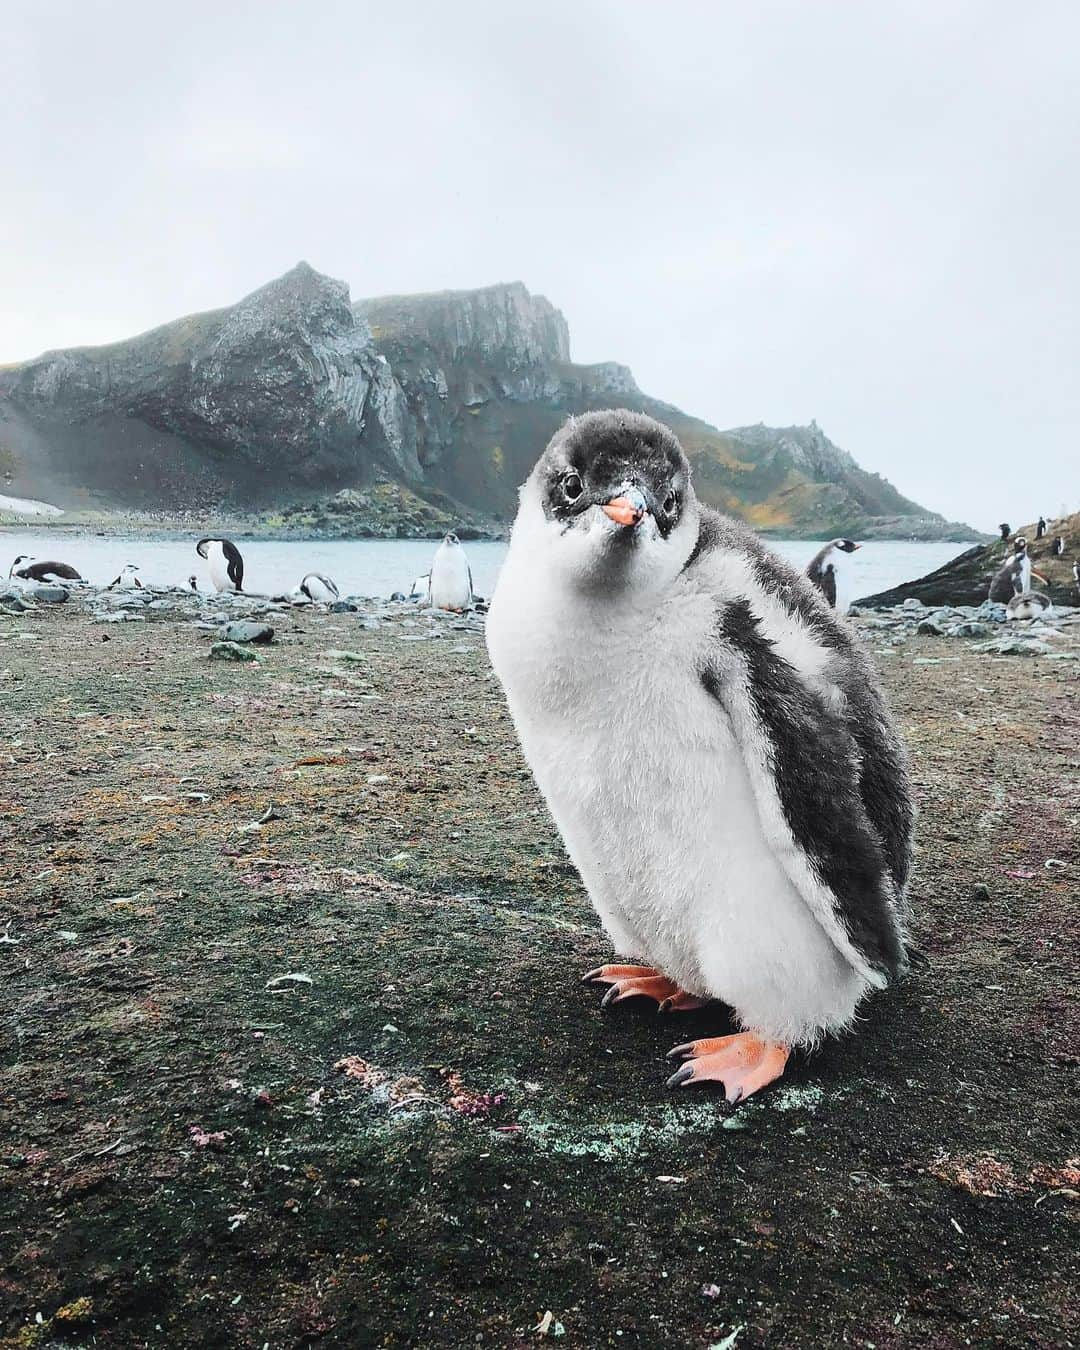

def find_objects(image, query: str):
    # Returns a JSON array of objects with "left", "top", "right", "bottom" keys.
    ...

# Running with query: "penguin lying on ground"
[
  {"left": 9, "top": 555, "right": 83, "bottom": 582},
  {"left": 428, "top": 532, "right": 473, "bottom": 611},
  {"left": 106, "top": 564, "right": 143, "bottom": 590},
  {"left": 1006, "top": 591, "right": 1053, "bottom": 621},
  {"left": 806, "top": 538, "right": 860, "bottom": 610},
  {"left": 299, "top": 572, "right": 339, "bottom": 603},
  {"left": 487, "top": 410, "right": 914, "bottom": 1102},
  {"left": 196, "top": 538, "right": 244, "bottom": 592}
]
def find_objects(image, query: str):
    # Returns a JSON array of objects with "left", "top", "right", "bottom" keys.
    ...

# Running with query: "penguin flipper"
[{"left": 703, "top": 599, "right": 907, "bottom": 988}]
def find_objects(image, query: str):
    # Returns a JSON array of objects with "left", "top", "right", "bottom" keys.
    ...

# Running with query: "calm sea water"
[{"left": 1, "top": 531, "right": 967, "bottom": 602}]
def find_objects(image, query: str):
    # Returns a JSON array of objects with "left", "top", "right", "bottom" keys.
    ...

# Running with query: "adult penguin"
[
  {"left": 805, "top": 538, "right": 861, "bottom": 610},
  {"left": 196, "top": 538, "right": 244, "bottom": 592},
  {"left": 299, "top": 573, "right": 339, "bottom": 603},
  {"left": 9, "top": 556, "right": 82, "bottom": 582},
  {"left": 487, "top": 410, "right": 914, "bottom": 1102}
]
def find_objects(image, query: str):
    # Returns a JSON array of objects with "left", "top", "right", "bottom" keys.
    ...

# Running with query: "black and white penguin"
[
  {"left": 299, "top": 572, "right": 339, "bottom": 603},
  {"left": 806, "top": 538, "right": 861, "bottom": 611},
  {"left": 409, "top": 573, "right": 431, "bottom": 600},
  {"left": 1036, "top": 516, "right": 1047, "bottom": 539},
  {"left": 1074, "top": 559, "right": 1080, "bottom": 599},
  {"left": 1052, "top": 535, "right": 1065, "bottom": 557},
  {"left": 106, "top": 564, "right": 143, "bottom": 590},
  {"left": 1006, "top": 591, "right": 1052, "bottom": 621},
  {"left": 428, "top": 532, "right": 473, "bottom": 612},
  {"left": 988, "top": 536, "right": 1048, "bottom": 602},
  {"left": 196, "top": 538, "right": 244, "bottom": 592},
  {"left": 188, "top": 575, "right": 199, "bottom": 592},
  {"left": 8, "top": 555, "right": 83, "bottom": 582},
  {"left": 998, "top": 523, "right": 1011, "bottom": 542},
  {"left": 486, "top": 410, "right": 914, "bottom": 1102}
]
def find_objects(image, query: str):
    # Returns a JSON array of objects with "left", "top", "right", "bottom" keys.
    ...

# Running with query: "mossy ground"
[{"left": 0, "top": 603, "right": 1076, "bottom": 1348}]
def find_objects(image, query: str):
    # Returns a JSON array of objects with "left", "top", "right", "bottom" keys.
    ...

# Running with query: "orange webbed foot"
[
  {"left": 666, "top": 1033, "right": 789, "bottom": 1103},
  {"left": 582, "top": 964, "right": 709, "bottom": 1012}
]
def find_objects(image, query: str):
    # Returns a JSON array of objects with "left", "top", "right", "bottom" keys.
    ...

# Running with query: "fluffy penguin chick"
[
  {"left": 486, "top": 410, "right": 914, "bottom": 1102},
  {"left": 428, "top": 532, "right": 473, "bottom": 611}
]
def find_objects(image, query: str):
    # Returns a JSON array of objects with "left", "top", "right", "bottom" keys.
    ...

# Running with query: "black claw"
[
  {"left": 600, "top": 984, "right": 621, "bottom": 1009},
  {"left": 666, "top": 1043, "right": 693, "bottom": 1061},
  {"left": 665, "top": 1064, "right": 694, "bottom": 1090}
]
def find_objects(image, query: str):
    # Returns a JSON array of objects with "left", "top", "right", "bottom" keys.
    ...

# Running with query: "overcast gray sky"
[{"left": 3, "top": 1, "right": 1077, "bottom": 530}]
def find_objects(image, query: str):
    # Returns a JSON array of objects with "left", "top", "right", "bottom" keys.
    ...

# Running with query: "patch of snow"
[{"left": 0, "top": 494, "right": 63, "bottom": 517}]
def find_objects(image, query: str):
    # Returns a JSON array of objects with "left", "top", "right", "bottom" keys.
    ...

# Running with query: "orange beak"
[{"left": 601, "top": 496, "right": 645, "bottom": 527}]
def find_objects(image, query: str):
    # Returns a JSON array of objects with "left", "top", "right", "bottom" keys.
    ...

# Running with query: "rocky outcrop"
[
  {"left": 0, "top": 263, "right": 982, "bottom": 538},
  {"left": 856, "top": 514, "right": 1080, "bottom": 607}
]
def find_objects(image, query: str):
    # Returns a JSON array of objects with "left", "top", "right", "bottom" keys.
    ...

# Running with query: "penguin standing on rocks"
[
  {"left": 188, "top": 575, "right": 199, "bottom": 592},
  {"left": 428, "top": 532, "right": 473, "bottom": 612},
  {"left": 1036, "top": 516, "right": 1047, "bottom": 540},
  {"left": 196, "top": 538, "right": 244, "bottom": 592},
  {"left": 1073, "top": 559, "right": 1080, "bottom": 600},
  {"left": 998, "top": 523, "right": 1011, "bottom": 542},
  {"left": 486, "top": 410, "right": 914, "bottom": 1102},
  {"left": 989, "top": 536, "right": 1048, "bottom": 602},
  {"left": 1052, "top": 536, "right": 1065, "bottom": 557},
  {"left": 805, "top": 538, "right": 861, "bottom": 611}
]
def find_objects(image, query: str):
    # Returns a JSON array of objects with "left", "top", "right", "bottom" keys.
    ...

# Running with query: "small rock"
[
  {"left": 916, "top": 619, "right": 944, "bottom": 636},
  {"left": 220, "top": 621, "right": 274, "bottom": 644},
  {"left": 902, "top": 598, "right": 925, "bottom": 610},
  {"left": 972, "top": 884, "right": 991, "bottom": 902},
  {"left": 209, "top": 641, "right": 259, "bottom": 662},
  {"left": 29, "top": 584, "right": 69, "bottom": 604},
  {"left": 946, "top": 622, "right": 990, "bottom": 638}
]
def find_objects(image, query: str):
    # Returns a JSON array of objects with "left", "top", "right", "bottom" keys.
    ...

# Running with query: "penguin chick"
[
  {"left": 428, "top": 532, "right": 473, "bottom": 612},
  {"left": 806, "top": 538, "right": 860, "bottom": 609},
  {"left": 486, "top": 410, "right": 914, "bottom": 1103},
  {"left": 1006, "top": 591, "right": 1052, "bottom": 621}
]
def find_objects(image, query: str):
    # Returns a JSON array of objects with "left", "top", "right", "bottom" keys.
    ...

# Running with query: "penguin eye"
[
  {"left": 663, "top": 489, "right": 678, "bottom": 514},
  {"left": 563, "top": 472, "right": 583, "bottom": 501}
]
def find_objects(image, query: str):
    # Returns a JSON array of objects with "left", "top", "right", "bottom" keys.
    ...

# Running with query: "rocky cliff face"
[{"left": 0, "top": 263, "right": 979, "bottom": 538}]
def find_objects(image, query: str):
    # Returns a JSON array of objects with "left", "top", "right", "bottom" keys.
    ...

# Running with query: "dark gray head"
[
  {"left": 518, "top": 410, "right": 698, "bottom": 594},
  {"left": 9, "top": 555, "right": 30, "bottom": 576},
  {"left": 443, "top": 531, "right": 459, "bottom": 546},
  {"left": 832, "top": 538, "right": 861, "bottom": 554},
  {"left": 196, "top": 538, "right": 212, "bottom": 560}
]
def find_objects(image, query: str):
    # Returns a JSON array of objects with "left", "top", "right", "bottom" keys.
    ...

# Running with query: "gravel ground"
[{"left": 0, "top": 590, "right": 1077, "bottom": 1349}]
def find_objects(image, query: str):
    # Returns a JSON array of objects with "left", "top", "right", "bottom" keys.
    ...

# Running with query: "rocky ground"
[{"left": 0, "top": 583, "right": 1076, "bottom": 1349}]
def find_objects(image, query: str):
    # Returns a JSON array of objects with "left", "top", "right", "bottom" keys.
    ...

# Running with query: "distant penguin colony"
[
  {"left": 299, "top": 572, "right": 339, "bottom": 603},
  {"left": 8, "top": 555, "right": 83, "bottom": 582},
  {"left": 196, "top": 538, "right": 244, "bottom": 592},
  {"left": 487, "top": 409, "right": 914, "bottom": 1102},
  {"left": 805, "top": 538, "right": 860, "bottom": 610},
  {"left": 427, "top": 531, "right": 474, "bottom": 612}
]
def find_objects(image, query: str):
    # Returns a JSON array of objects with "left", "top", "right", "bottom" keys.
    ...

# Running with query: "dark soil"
[{"left": 1, "top": 602, "right": 1076, "bottom": 1348}]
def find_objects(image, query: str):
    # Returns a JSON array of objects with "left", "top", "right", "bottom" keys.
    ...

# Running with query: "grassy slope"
[{"left": 0, "top": 600, "right": 1076, "bottom": 1348}]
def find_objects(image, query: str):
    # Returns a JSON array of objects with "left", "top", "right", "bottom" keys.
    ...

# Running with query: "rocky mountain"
[{"left": 0, "top": 262, "right": 978, "bottom": 538}]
